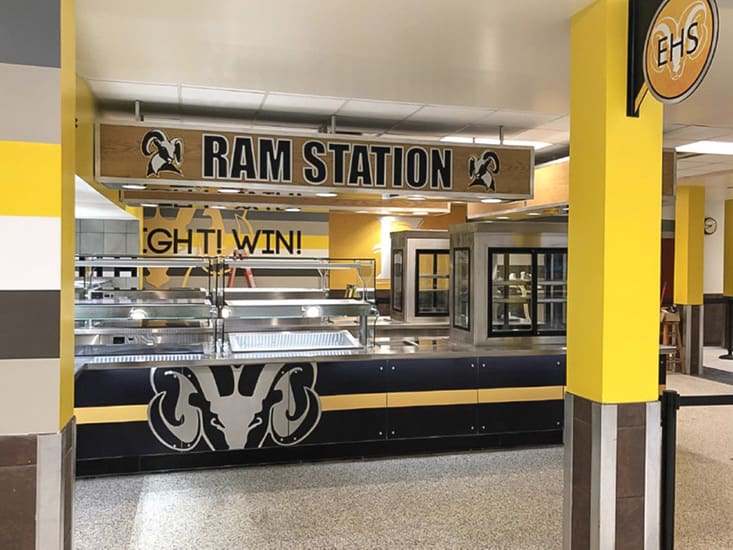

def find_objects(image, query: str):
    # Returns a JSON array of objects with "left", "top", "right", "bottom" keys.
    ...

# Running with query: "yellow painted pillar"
[
  {"left": 725, "top": 200, "right": 733, "bottom": 297},
  {"left": 564, "top": 1, "right": 663, "bottom": 547},
  {"left": 674, "top": 186, "right": 705, "bottom": 305},
  {"left": 0, "top": 1, "right": 76, "bottom": 547}
]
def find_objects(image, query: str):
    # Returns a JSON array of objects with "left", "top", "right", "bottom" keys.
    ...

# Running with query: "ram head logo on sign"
[
  {"left": 468, "top": 150, "right": 500, "bottom": 192},
  {"left": 141, "top": 129, "right": 184, "bottom": 177},
  {"left": 644, "top": 0, "right": 718, "bottom": 103},
  {"left": 148, "top": 363, "right": 321, "bottom": 451}
]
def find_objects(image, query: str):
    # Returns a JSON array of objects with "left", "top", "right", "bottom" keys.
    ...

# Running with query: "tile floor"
[{"left": 74, "top": 374, "right": 732, "bottom": 550}]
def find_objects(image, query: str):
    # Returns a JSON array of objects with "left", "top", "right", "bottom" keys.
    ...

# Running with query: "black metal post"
[
  {"left": 719, "top": 298, "right": 733, "bottom": 360},
  {"left": 661, "top": 390, "right": 680, "bottom": 550}
]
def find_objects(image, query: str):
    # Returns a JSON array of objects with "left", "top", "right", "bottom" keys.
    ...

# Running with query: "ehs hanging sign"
[
  {"left": 96, "top": 124, "right": 534, "bottom": 198},
  {"left": 628, "top": 0, "right": 719, "bottom": 116}
]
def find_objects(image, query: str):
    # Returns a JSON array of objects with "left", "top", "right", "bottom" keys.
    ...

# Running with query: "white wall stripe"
[
  {"left": 0, "top": 358, "right": 59, "bottom": 434},
  {"left": 562, "top": 393, "right": 574, "bottom": 550},
  {"left": 36, "top": 432, "right": 63, "bottom": 550},
  {"left": 645, "top": 401, "right": 662, "bottom": 550},
  {"left": 0, "top": 216, "right": 61, "bottom": 290},
  {"left": 590, "top": 402, "right": 617, "bottom": 550}
]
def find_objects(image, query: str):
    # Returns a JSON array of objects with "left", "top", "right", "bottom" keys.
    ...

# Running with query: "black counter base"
[{"left": 77, "top": 429, "right": 562, "bottom": 477}]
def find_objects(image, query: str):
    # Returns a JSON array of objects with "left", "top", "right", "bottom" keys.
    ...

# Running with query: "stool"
[{"left": 661, "top": 319, "right": 684, "bottom": 372}]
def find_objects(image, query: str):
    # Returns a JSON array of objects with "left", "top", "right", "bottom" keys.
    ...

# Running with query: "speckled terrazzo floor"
[{"left": 74, "top": 374, "right": 732, "bottom": 550}]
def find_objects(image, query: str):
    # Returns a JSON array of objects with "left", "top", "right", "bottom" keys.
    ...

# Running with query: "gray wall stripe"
[
  {"left": 36, "top": 432, "right": 62, "bottom": 550},
  {"left": 0, "top": 291, "right": 60, "bottom": 359},
  {"left": 590, "top": 403, "right": 617, "bottom": 550},
  {"left": 563, "top": 393, "right": 574, "bottom": 550},
  {"left": 644, "top": 401, "right": 662, "bottom": 550},
  {"left": 0, "top": 0, "right": 60, "bottom": 68},
  {"left": 0, "top": 63, "right": 60, "bottom": 144}
]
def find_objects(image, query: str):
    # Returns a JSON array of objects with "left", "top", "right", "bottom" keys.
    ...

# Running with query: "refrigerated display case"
[
  {"left": 389, "top": 230, "right": 449, "bottom": 324},
  {"left": 449, "top": 222, "right": 568, "bottom": 346}
]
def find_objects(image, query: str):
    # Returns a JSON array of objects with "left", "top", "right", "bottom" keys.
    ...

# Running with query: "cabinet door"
[
  {"left": 536, "top": 250, "right": 568, "bottom": 335},
  {"left": 415, "top": 250, "right": 449, "bottom": 317},
  {"left": 489, "top": 251, "right": 534, "bottom": 335}
]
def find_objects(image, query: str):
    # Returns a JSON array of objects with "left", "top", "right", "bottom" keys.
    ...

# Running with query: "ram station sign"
[{"left": 96, "top": 124, "right": 534, "bottom": 199}]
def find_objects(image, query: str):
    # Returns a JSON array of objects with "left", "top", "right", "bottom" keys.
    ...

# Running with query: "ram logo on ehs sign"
[
  {"left": 142, "top": 129, "right": 184, "bottom": 177},
  {"left": 468, "top": 151, "right": 500, "bottom": 192},
  {"left": 148, "top": 363, "right": 321, "bottom": 451},
  {"left": 644, "top": 0, "right": 719, "bottom": 103}
]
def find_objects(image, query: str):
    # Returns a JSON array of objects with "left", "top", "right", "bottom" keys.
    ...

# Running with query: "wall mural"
[
  {"left": 148, "top": 363, "right": 322, "bottom": 451},
  {"left": 142, "top": 207, "right": 329, "bottom": 288}
]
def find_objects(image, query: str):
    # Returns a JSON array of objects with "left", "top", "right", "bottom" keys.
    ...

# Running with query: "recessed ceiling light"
[
  {"left": 676, "top": 140, "right": 733, "bottom": 155},
  {"left": 474, "top": 138, "right": 552, "bottom": 150},
  {"left": 316, "top": 192, "right": 338, "bottom": 198},
  {"left": 218, "top": 188, "right": 240, "bottom": 193},
  {"left": 141, "top": 203, "right": 157, "bottom": 208},
  {"left": 481, "top": 198, "right": 503, "bottom": 204},
  {"left": 122, "top": 184, "right": 146, "bottom": 190},
  {"left": 285, "top": 207, "right": 301, "bottom": 212},
  {"left": 408, "top": 195, "right": 426, "bottom": 201},
  {"left": 440, "top": 136, "right": 474, "bottom": 144},
  {"left": 497, "top": 216, "right": 510, "bottom": 220},
  {"left": 527, "top": 212, "right": 541, "bottom": 216}
]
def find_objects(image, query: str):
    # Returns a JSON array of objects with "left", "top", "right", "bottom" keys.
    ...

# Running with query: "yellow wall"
[
  {"left": 329, "top": 204, "right": 466, "bottom": 289},
  {"left": 674, "top": 186, "right": 705, "bottom": 305}
]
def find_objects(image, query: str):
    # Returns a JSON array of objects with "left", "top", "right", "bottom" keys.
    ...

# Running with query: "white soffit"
[
  {"left": 75, "top": 176, "right": 136, "bottom": 220},
  {"left": 180, "top": 86, "right": 265, "bottom": 109},
  {"left": 262, "top": 93, "right": 346, "bottom": 114},
  {"left": 87, "top": 80, "right": 179, "bottom": 103}
]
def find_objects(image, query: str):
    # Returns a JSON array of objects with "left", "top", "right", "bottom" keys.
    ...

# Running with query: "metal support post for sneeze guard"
[{"left": 660, "top": 389, "right": 733, "bottom": 549}]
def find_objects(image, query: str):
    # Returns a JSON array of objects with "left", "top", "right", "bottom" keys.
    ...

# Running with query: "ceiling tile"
[
  {"left": 180, "top": 86, "right": 265, "bottom": 109},
  {"left": 512, "top": 128, "right": 568, "bottom": 143},
  {"left": 389, "top": 119, "right": 471, "bottom": 135},
  {"left": 88, "top": 79, "right": 179, "bottom": 103},
  {"left": 338, "top": 99, "right": 421, "bottom": 120},
  {"left": 407, "top": 105, "right": 493, "bottom": 124},
  {"left": 665, "top": 125, "right": 731, "bottom": 142},
  {"left": 331, "top": 116, "right": 394, "bottom": 133},
  {"left": 479, "top": 110, "right": 561, "bottom": 128},
  {"left": 537, "top": 115, "right": 570, "bottom": 131},
  {"left": 262, "top": 93, "right": 346, "bottom": 114}
]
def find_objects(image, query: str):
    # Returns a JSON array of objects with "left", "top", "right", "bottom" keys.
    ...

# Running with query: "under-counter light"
[
  {"left": 129, "top": 308, "right": 147, "bottom": 320},
  {"left": 497, "top": 216, "right": 510, "bottom": 220},
  {"left": 527, "top": 212, "right": 541, "bottom": 216},
  {"left": 413, "top": 211, "right": 428, "bottom": 216},
  {"left": 141, "top": 203, "right": 157, "bottom": 208},
  {"left": 303, "top": 305, "right": 322, "bottom": 318},
  {"left": 218, "top": 188, "right": 240, "bottom": 193},
  {"left": 122, "top": 184, "right": 146, "bottom": 190},
  {"left": 676, "top": 141, "right": 733, "bottom": 155},
  {"left": 408, "top": 195, "right": 426, "bottom": 201},
  {"left": 285, "top": 207, "right": 301, "bottom": 212},
  {"left": 211, "top": 205, "right": 227, "bottom": 209},
  {"left": 356, "top": 210, "right": 369, "bottom": 214},
  {"left": 316, "top": 192, "right": 338, "bottom": 198},
  {"left": 481, "top": 198, "right": 503, "bottom": 204}
]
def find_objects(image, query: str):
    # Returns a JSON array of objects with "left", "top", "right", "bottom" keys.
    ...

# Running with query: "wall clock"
[{"left": 704, "top": 217, "right": 718, "bottom": 235}]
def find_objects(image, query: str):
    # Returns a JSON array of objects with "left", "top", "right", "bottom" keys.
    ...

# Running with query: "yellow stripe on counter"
[
  {"left": 479, "top": 385, "right": 565, "bottom": 404},
  {"left": 387, "top": 389, "right": 477, "bottom": 408},
  {"left": 0, "top": 141, "right": 62, "bottom": 217},
  {"left": 75, "top": 404, "right": 148, "bottom": 425},
  {"left": 320, "top": 393, "right": 386, "bottom": 411}
]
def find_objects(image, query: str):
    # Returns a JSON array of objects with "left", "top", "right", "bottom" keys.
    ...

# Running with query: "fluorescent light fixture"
[
  {"left": 408, "top": 195, "right": 425, "bottom": 201},
  {"left": 378, "top": 210, "right": 390, "bottom": 215},
  {"left": 141, "top": 203, "right": 157, "bottom": 208},
  {"left": 356, "top": 210, "right": 369, "bottom": 214},
  {"left": 676, "top": 140, "right": 733, "bottom": 155},
  {"left": 497, "top": 216, "right": 510, "bottom": 220},
  {"left": 475, "top": 138, "right": 552, "bottom": 150},
  {"left": 527, "top": 212, "right": 541, "bottom": 216},
  {"left": 285, "top": 207, "right": 301, "bottom": 212},
  {"left": 413, "top": 211, "right": 428, "bottom": 216},
  {"left": 316, "top": 192, "right": 338, "bottom": 198},
  {"left": 481, "top": 198, "right": 503, "bottom": 204},
  {"left": 218, "top": 188, "right": 240, "bottom": 193},
  {"left": 122, "top": 184, "right": 146, "bottom": 190},
  {"left": 211, "top": 205, "right": 227, "bottom": 209},
  {"left": 440, "top": 136, "right": 474, "bottom": 144}
]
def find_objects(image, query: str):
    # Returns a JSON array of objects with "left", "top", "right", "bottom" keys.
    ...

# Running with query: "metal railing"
[{"left": 660, "top": 389, "right": 733, "bottom": 550}]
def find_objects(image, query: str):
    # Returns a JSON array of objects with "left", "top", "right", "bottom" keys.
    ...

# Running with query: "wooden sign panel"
[{"left": 97, "top": 124, "right": 534, "bottom": 199}]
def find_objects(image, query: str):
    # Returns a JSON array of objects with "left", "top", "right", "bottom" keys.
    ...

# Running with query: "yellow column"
[
  {"left": 725, "top": 200, "right": 733, "bottom": 297},
  {"left": 674, "top": 186, "right": 705, "bottom": 305},
  {"left": 567, "top": 0, "right": 663, "bottom": 403}
]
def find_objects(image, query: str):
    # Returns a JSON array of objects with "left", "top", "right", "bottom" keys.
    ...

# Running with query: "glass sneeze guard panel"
[
  {"left": 452, "top": 248, "right": 470, "bottom": 330},
  {"left": 392, "top": 250, "right": 403, "bottom": 312},
  {"left": 490, "top": 251, "right": 534, "bottom": 334},
  {"left": 415, "top": 250, "right": 449, "bottom": 316},
  {"left": 536, "top": 250, "right": 568, "bottom": 334}
]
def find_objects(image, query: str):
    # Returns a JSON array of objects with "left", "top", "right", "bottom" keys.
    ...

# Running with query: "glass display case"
[
  {"left": 489, "top": 248, "right": 567, "bottom": 336},
  {"left": 389, "top": 230, "right": 450, "bottom": 324},
  {"left": 449, "top": 222, "right": 568, "bottom": 346}
]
